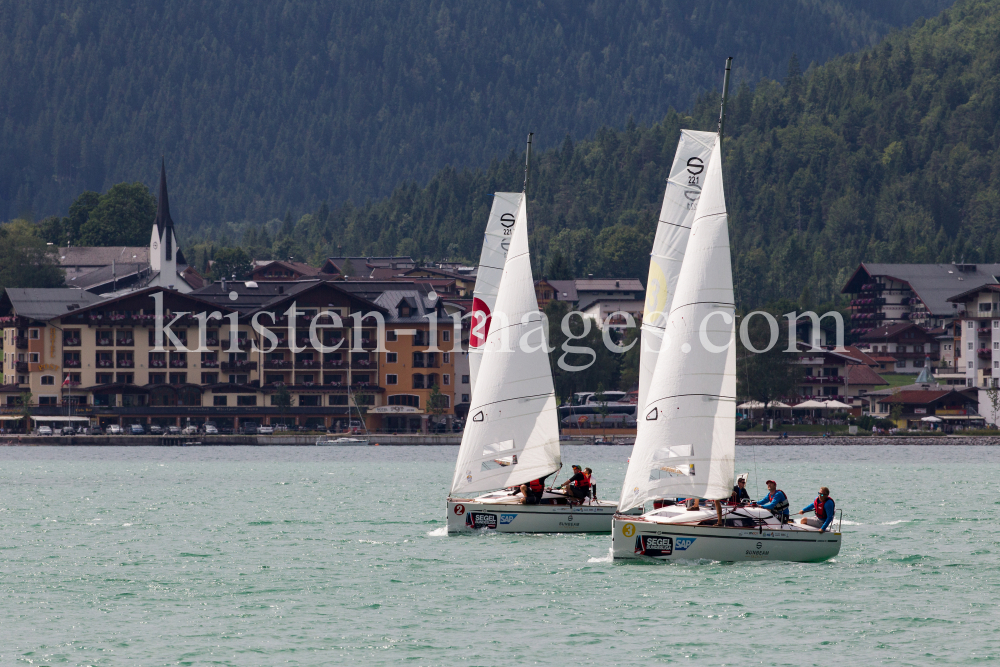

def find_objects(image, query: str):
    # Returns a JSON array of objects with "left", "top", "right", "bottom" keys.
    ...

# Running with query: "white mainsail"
[
  {"left": 619, "top": 140, "right": 736, "bottom": 512},
  {"left": 450, "top": 196, "right": 561, "bottom": 496},
  {"left": 638, "top": 130, "right": 718, "bottom": 414},
  {"left": 469, "top": 192, "right": 523, "bottom": 394}
]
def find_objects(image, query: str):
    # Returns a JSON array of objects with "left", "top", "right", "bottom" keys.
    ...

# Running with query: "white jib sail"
[
  {"left": 619, "top": 140, "right": 736, "bottom": 512},
  {"left": 470, "top": 192, "right": 524, "bottom": 394},
  {"left": 638, "top": 130, "right": 718, "bottom": 414},
  {"left": 450, "top": 197, "right": 561, "bottom": 496}
]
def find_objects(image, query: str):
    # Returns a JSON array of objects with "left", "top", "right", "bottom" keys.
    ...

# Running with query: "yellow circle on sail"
[
  {"left": 644, "top": 262, "right": 669, "bottom": 320},
  {"left": 622, "top": 523, "right": 635, "bottom": 537}
]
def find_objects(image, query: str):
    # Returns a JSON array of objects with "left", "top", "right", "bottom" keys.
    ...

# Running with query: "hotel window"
[
  {"left": 202, "top": 373, "right": 218, "bottom": 384},
  {"left": 462, "top": 394, "right": 470, "bottom": 403},
  {"left": 969, "top": 342, "right": 974, "bottom": 350},
  {"left": 116, "top": 373, "right": 133, "bottom": 384},
  {"left": 442, "top": 330, "right": 451, "bottom": 342},
  {"left": 386, "top": 374, "right": 398, "bottom": 385},
  {"left": 462, "top": 375, "right": 470, "bottom": 384},
  {"left": 443, "top": 352, "right": 450, "bottom": 363},
  {"left": 994, "top": 342, "right": 999, "bottom": 350},
  {"left": 386, "top": 331, "right": 397, "bottom": 342},
  {"left": 386, "top": 352, "right": 398, "bottom": 363},
  {"left": 969, "top": 361, "right": 974, "bottom": 368},
  {"left": 41, "top": 376, "right": 54, "bottom": 385},
  {"left": 968, "top": 321, "right": 975, "bottom": 329},
  {"left": 237, "top": 395, "right": 257, "bottom": 406},
  {"left": 29, "top": 353, "right": 39, "bottom": 363},
  {"left": 299, "top": 396, "right": 320, "bottom": 407},
  {"left": 96, "top": 373, "right": 113, "bottom": 384},
  {"left": 149, "top": 373, "right": 166, "bottom": 384},
  {"left": 229, "top": 374, "right": 248, "bottom": 384},
  {"left": 329, "top": 395, "right": 348, "bottom": 406},
  {"left": 39, "top": 396, "right": 57, "bottom": 406},
  {"left": 29, "top": 329, "right": 39, "bottom": 339},
  {"left": 214, "top": 395, "right": 228, "bottom": 406},
  {"left": 994, "top": 361, "right": 999, "bottom": 369},
  {"left": 443, "top": 374, "right": 450, "bottom": 385},
  {"left": 169, "top": 373, "right": 187, "bottom": 384}
]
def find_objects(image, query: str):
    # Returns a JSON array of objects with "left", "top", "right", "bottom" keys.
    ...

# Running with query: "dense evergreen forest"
[
  {"left": 1, "top": 0, "right": 952, "bottom": 224},
  {"left": 169, "top": 0, "right": 997, "bottom": 308}
]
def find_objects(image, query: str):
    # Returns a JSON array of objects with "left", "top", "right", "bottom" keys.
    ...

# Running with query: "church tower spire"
[{"left": 154, "top": 158, "right": 174, "bottom": 261}]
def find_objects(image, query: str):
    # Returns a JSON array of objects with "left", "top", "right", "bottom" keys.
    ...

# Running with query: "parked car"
[
  {"left": 241, "top": 423, "right": 259, "bottom": 435},
  {"left": 60, "top": 426, "right": 76, "bottom": 436},
  {"left": 79, "top": 426, "right": 101, "bottom": 435},
  {"left": 181, "top": 425, "right": 198, "bottom": 435},
  {"left": 129, "top": 423, "right": 145, "bottom": 435},
  {"left": 148, "top": 425, "right": 164, "bottom": 435},
  {"left": 202, "top": 424, "right": 219, "bottom": 435},
  {"left": 106, "top": 424, "right": 123, "bottom": 435},
  {"left": 258, "top": 425, "right": 274, "bottom": 435},
  {"left": 167, "top": 426, "right": 181, "bottom": 435},
  {"left": 37, "top": 426, "right": 53, "bottom": 436},
  {"left": 274, "top": 424, "right": 289, "bottom": 432}
]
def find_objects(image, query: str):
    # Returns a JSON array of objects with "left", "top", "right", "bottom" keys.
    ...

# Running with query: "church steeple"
[{"left": 155, "top": 158, "right": 174, "bottom": 261}]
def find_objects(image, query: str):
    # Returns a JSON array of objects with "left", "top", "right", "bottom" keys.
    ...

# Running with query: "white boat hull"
[
  {"left": 447, "top": 493, "right": 640, "bottom": 533},
  {"left": 612, "top": 508, "right": 842, "bottom": 563}
]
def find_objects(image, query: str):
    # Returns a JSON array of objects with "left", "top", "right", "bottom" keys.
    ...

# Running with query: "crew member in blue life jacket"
[
  {"left": 757, "top": 479, "right": 789, "bottom": 521},
  {"left": 730, "top": 478, "right": 750, "bottom": 504},
  {"left": 797, "top": 487, "right": 835, "bottom": 532}
]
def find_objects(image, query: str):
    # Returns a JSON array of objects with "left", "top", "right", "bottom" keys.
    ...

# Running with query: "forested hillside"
[
  {"left": 1, "top": 0, "right": 951, "bottom": 224},
  {"left": 181, "top": 0, "right": 998, "bottom": 307}
]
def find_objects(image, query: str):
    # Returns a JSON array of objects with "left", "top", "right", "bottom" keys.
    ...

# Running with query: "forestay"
[
  {"left": 638, "top": 130, "right": 717, "bottom": 414},
  {"left": 450, "top": 197, "right": 561, "bottom": 496},
  {"left": 619, "top": 140, "right": 736, "bottom": 512},
  {"left": 469, "top": 192, "right": 523, "bottom": 394}
]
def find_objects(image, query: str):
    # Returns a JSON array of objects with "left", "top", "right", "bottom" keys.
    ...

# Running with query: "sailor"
[
  {"left": 757, "top": 480, "right": 789, "bottom": 521},
  {"left": 730, "top": 478, "right": 750, "bottom": 504},
  {"left": 797, "top": 487, "right": 835, "bottom": 532},
  {"left": 519, "top": 477, "right": 546, "bottom": 505},
  {"left": 584, "top": 468, "right": 596, "bottom": 500},
  {"left": 560, "top": 465, "right": 591, "bottom": 502}
]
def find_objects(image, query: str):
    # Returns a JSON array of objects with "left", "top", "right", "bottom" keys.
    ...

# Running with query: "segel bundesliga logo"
[
  {"left": 635, "top": 535, "right": 673, "bottom": 557},
  {"left": 466, "top": 512, "right": 498, "bottom": 529}
]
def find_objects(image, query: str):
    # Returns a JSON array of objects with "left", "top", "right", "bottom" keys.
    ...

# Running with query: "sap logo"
[
  {"left": 499, "top": 514, "right": 517, "bottom": 525},
  {"left": 674, "top": 538, "right": 696, "bottom": 551}
]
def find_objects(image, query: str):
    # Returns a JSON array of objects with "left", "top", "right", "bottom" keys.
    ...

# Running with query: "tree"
[
  {"left": 988, "top": 385, "right": 1000, "bottom": 428},
  {"left": 736, "top": 310, "right": 802, "bottom": 431},
  {"left": 545, "top": 250, "right": 573, "bottom": 280},
  {"left": 0, "top": 220, "right": 65, "bottom": 292},
  {"left": 79, "top": 182, "right": 156, "bottom": 246},
  {"left": 272, "top": 385, "right": 293, "bottom": 424},
  {"left": 209, "top": 247, "right": 253, "bottom": 281},
  {"left": 428, "top": 383, "right": 447, "bottom": 421},
  {"left": 18, "top": 391, "right": 32, "bottom": 433}
]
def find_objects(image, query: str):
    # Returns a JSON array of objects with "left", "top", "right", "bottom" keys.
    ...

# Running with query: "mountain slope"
[
  {"left": 0, "top": 0, "right": 952, "bottom": 225},
  {"left": 251, "top": 0, "right": 1000, "bottom": 307}
]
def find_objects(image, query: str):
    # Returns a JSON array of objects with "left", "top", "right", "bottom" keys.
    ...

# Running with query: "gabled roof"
[
  {"left": 842, "top": 263, "right": 1000, "bottom": 315},
  {"left": 946, "top": 282, "right": 1000, "bottom": 303},
  {"left": 574, "top": 279, "right": 645, "bottom": 292},
  {"left": 845, "top": 363, "right": 887, "bottom": 386},
  {"left": 545, "top": 280, "right": 578, "bottom": 301},
  {"left": 839, "top": 345, "right": 880, "bottom": 366},
  {"left": 0, "top": 288, "right": 103, "bottom": 321},
  {"left": 374, "top": 289, "right": 449, "bottom": 323},
  {"left": 57, "top": 246, "right": 149, "bottom": 267},
  {"left": 877, "top": 389, "right": 972, "bottom": 405},
  {"left": 250, "top": 260, "right": 321, "bottom": 278},
  {"left": 66, "top": 263, "right": 150, "bottom": 290}
]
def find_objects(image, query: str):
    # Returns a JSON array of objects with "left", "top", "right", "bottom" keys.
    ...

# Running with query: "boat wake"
[
  {"left": 588, "top": 548, "right": 613, "bottom": 563},
  {"left": 427, "top": 526, "right": 448, "bottom": 537}
]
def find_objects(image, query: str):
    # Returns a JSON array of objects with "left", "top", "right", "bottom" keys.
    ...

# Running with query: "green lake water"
[{"left": 0, "top": 444, "right": 997, "bottom": 666}]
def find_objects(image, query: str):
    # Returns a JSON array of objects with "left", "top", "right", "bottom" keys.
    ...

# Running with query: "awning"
[
  {"left": 936, "top": 414, "right": 984, "bottom": 421},
  {"left": 0, "top": 415, "right": 24, "bottom": 421},
  {"left": 31, "top": 416, "right": 91, "bottom": 422},
  {"left": 737, "top": 401, "right": 791, "bottom": 409},
  {"left": 823, "top": 400, "right": 852, "bottom": 409},
  {"left": 920, "top": 416, "right": 943, "bottom": 423},
  {"left": 793, "top": 400, "right": 827, "bottom": 409}
]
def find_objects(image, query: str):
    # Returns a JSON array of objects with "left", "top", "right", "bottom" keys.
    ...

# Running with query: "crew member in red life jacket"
[
  {"left": 560, "top": 465, "right": 591, "bottom": 502},
  {"left": 797, "top": 487, "right": 835, "bottom": 532},
  {"left": 519, "top": 477, "right": 546, "bottom": 505}
]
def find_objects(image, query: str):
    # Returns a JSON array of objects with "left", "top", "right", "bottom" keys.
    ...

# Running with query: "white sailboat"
[
  {"left": 612, "top": 61, "right": 842, "bottom": 562},
  {"left": 448, "top": 136, "right": 631, "bottom": 533},
  {"left": 637, "top": 130, "right": 718, "bottom": 414},
  {"left": 469, "top": 192, "right": 523, "bottom": 395}
]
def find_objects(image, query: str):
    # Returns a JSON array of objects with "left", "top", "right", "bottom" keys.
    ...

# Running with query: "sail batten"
[
  {"left": 451, "top": 197, "right": 561, "bottom": 496},
  {"left": 469, "top": 192, "right": 524, "bottom": 394},
  {"left": 638, "top": 130, "right": 718, "bottom": 414},
  {"left": 620, "top": 139, "right": 735, "bottom": 512}
]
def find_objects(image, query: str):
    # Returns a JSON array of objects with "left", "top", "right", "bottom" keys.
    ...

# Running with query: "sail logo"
[
  {"left": 470, "top": 297, "right": 491, "bottom": 348},
  {"left": 622, "top": 523, "right": 636, "bottom": 537},
  {"left": 684, "top": 156, "right": 705, "bottom": 209},
  {"left": 674, "top": 538, "right": 696, "bottom": 551},
  {"left": 635, "top": 535, "right": 672, "bottom": 557},
  {"left": 466, "top": 512, "right": 498, "bottom": 529},
  {"left": 499, "top": 514, "right": 517, "bottom": 525}
]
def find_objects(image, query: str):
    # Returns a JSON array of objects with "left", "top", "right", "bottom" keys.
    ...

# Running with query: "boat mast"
[
  {"left": 523, "top": 132, "right": 533, "bottom": 194},
  {"left": 717, "top": 57, "right": 733, "bottom": 141}
]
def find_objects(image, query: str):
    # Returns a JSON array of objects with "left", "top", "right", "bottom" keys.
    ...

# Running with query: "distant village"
[{"left": 0, "top": 168, "right": 995, "bottom": 434}]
